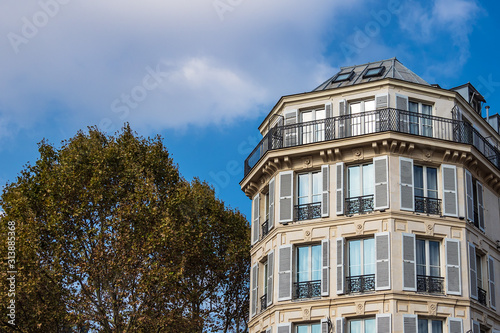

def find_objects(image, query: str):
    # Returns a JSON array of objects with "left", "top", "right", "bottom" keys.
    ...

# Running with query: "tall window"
[
  {"left": 409, "top": 101, "right": 433, "bottom": 136},
  {"left": 296, "top": 171, "right": 322, "bottom": 221},
  {"left": 350, "top": 100, "right": 376, "bottom": 135},
  {"left": 417, "top": 319, "right": 442, "bottom": 333},
  {"left": 347, "top": 238, "right": 375, "bottom": 293},
  {"left": 301, "top": 109, "right": 326, "bottom": 144},
  {"left": 296, "top": 323, "right": 321, "bottom": 333},
  {"left": 416, "top": 239, "right": 441, "bottom": 277},
  {"left": 347, "top": 164, "right": 374, "bottom": 198},
  {"left": 295, "top": 244, "right": 321, "bottom": 299},
  {"left": 349, "top": 318, "right": 375, "bottom": 333},
  {"left": 414, "top": 165, "right": 439, "bottom": 215}
]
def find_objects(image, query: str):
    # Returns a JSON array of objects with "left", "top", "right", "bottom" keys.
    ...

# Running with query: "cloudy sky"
[{"left": 1, "top": 0, "right": 499, "bottom": 218}]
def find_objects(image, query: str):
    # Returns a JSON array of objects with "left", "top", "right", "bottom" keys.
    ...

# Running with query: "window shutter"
[
  {"left": 375, "top": 232, "right": 391, "bottom": 290},
  {"left": 336, "top": 317, "right": 345, "bottom": 333},
  {"left": 321, "top": 319, "right": 329, "bottom": 333},
  {"left": 442, "top": 164, "right": 458, "bottom": 217},
  {"left": 266, "top": 328, "right": 272, "bottom": 333},
  {"left": 336, "top": 237, "right": 345, "bottom": 294},
  {"left": 325, "top": 102, "right": 333, "bottom": 140},
  {"left": 376, "top": 314, "right": 391, "bottom": 333},
  {"left": 476, "top": 182, "right": 485, "bottom": 231},
  {"left": 399, "top": 157, "right": 414, "bottom": 211},
  {"left": 396, "top": 94, "right": 409, "bottom": 133},
  {"left": 336, "top": 162, "right": 344, "bottom": 215},
  {"left": 278, "top": 245, "right": 292, "bottom": 301},
  {"left": 472, "top": 320, "right": 480, "bottom": 333},
  {"left": 277, "top": 323, "right": 291, "bottom": 333},
  {"left": 489, "top": 255, "right": 496, "bottom": 310},
  {"left": 376, "top": 94, "right": 389, "bottom": 109},
  {"left": 402, "top": 233, "right": 417, "bottom": 291},
  {"left": 267, "top": 250, "right": 274, "bottom": 307},
  {"left": 252, "top": 194, "right": 260, "bottom": 245},
  {"left": 269, "top": 177, "right": 275, "bottom": 229},
  {"left": 445, "top": 238, "right": 462, "bottom": 295},
  {"left": 279, "top": 171, "right": 293, "bottom": 223},
  {"left": 376, "top": 94, "right": 390, "bottom": 131},
  {"left": 339, "top": 100, "right": 347, "bottom": 138},
  {"left": 468, "top": 242, "right": 478, "bottom": 300},
  {"left": 403, "top": 315, "right": 417, "bottom": 333},
  {"left": 448, "top": 318, "right": 463, "bottom": 333},
  {"left": 322, "top": 239, "right": 330, "bottom": 296},
  {"left": 465, "top": 170, "right": 474, "bottom": 222},
  {"left": 321, "top": 165, "right": 330, "bottom": 217},
  {"left": 251, "top": 263, "right": 258, "bottom": 317},
  {"left": 374, "top": 156, "right": 389, "bottom": 210},
  {"left": 284, "top": 110, "right": 298, "bottom": 147}
]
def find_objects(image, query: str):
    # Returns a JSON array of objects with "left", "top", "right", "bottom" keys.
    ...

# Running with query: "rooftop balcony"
[{"left": 244, "top": 108, "right": 500, "bottom": 177}]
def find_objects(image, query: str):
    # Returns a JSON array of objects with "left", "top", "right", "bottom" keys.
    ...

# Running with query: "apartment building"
[{"left": 240, "top": 58, "right": 500, "bottom": 333}]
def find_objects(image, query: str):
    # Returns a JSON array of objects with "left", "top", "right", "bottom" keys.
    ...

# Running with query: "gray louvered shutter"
[
  {"left": 321, "top": 165, "right": 330, "bottom": 217},
  {"left": 472, "top": 320, "right": 480, "bottom": 333},
  {"left": 396, "top": 94, "right": 409, "bottom": 133},
  {"left": 489, "top": 255, "right": 496, "bottom": 309},
  {"left": 284, "top": 110, "right": 297, "bottom": 147},
  {"left": 375, "top": 232, "right": 391, "bottom": 290},
  {"left": 269, "top": 177, "right": 275, "bottom": 229},
  {"left": 322, "top": 239, "right": 330, "bottom": 296},
  {"left": 252, "top": 194, "right": 260, "bottom": 245},
  {"left": 465, "top": 170, "right": 474, "bottom": 222},
  {"left": 251, "top": 264, "right": 258, "bottom": 317},
  {"left": 400, "top": 157, "right": 414, "bottom": 211},
  {"left": 442, "top": 165, "right": 458, "bottom": 217},
  {"left": 278, "top": 245, "right": 292, "bottom": 301},
  {"left": 278, "top": 323, "right": 291, "bottom": 333},
  {"left": 376, "top": 314, "right": 391, "bottom": 333},
  {"left": 374, "top": 156, "right": 389, "bottom": 210},
  {"left": 448, "top": 318, "right": 463, "bottom": 333},
  {"left": 402, "top": 233, "right": 416, "bottom": 291},
  {"left": 376, "top": 94, "right": 389, "bottom": 109},
  {"left": 267, "top": 250, "right": 274, "bottom": 306},
  {"left": 445, "top": 238, "right": 461, "bottom": 295},
  {"left": 376, "top": 94, "right": 389, "bottom": 131},
  {"left": 403, "top": 315, "right": 417, "bottom": 333},
  {"left": 336, "top": 237, "right": 345, "bottom": 294},
  {"left": 336, "top": 317, "right": 345, "bottom": 333},
  {"left": 321, "top": 319, "right": 329, "bottom": 333},
  {"left": 336, "top": 162, "right": 344, "bottom": 215},
  {"left": 279, "top": 171, "right": 293, "bottom": 223},
  {"left": 339, "top": 100, "right": 347, "bottom": 138},
  {"left": 476, "top": 182, "right": 485, "bottom": 231},
  {"left": 325, "top": 102, "right": 333, "bottom": 140},
  {"left": 469, "top": 242, "right": 478, "bottom": 300}
]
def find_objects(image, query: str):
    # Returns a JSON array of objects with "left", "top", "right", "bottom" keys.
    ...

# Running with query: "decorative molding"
[
  {"left": 304, "top": 228, "right": 312, "bottom": 242},
  {"left": 423, "top": 149, "right": 433, "bottom": 162},
  {"left": 428, "top": 302, "right": 437, "bottom": 316},
  {"left": 302, "top": 307, "right": 311, "bottom": 320},
  {"left": 425, "top": 223, "right": 434, "bottom": 236},
  {"left": 355, "top": 302, "right": 365, "bottom": 315},
  {"left": 355, "top": 222, "right": 364, "bottom": 235},
  {"left": 302, "top": 156, "right": 313, "bottom": 169},
  {"left": 353, "top": 148, "right": 363, "bottom": 160}
]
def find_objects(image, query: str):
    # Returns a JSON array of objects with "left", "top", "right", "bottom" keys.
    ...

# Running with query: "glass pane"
[
  {"left": 418, "top": 319, "right": 428, "bottom": 333},
  {"left": 431, "top": 320, "right": 442, "bottom": 333},
  {"left": 350, "top": 103, "right": 361, "bottom": 114},
  {"left": 429, "top": 241, "right": 440, "bottom": 276},
  {"left": 349, "top": 320, "right": 362, "bottom": 333},
  {"left": 422, "top": 104, "right": 432, "bottom": 115},
  {"left": 302, "top": 111, "right": 313, "bottom": 122},
  {"left": 312, "top": 172, "right": 322, "bottom": 203},
  {"left": 414, "top": 165, "right": 424, "bottom": 197},
  {"left": 363, "top": 164, "right": 374, "bottom": 195},
  {"left": 348, "top": 166, "right": 361, "bottom": 198},
  {"left": 264, "top": 263, "right": 268, "bottom": 293},
  {"left": 364, "top": 319, "right": 376, "bottom": 333},
  {"left": 416, "top": 239, "right": 426, "bottom": 275},
  {"left": 365, "top": 100, "right": 375, "bottom": 112},
  {"left": 349, "top": 240, "right": 362, "bottom": 276},
  {"left": 298, "top": 174, "right": 310, "bottom": 205},
  {"left": 364, "top": 238, "right": 376, "bottom": 275},
  {"left": 427, "top": 167, "right": 438, "bottom": 192},
  {"left": 311, "top": 323, "right": 321, "bottom": 333},
  {"left": 297, "top": 247, "right": 310, "bottom": 282},
  {"left": 297, "top": 325, "right": 308, "bottom": 333},
  {"left": 311, "top": 245, "right": 321, "bottom": 280},
  {"left": 316, "top": 109, "right": 326, "bottom": 120},
  {"left": 409, "top": 101, "right": 419, "bottom": 113}
]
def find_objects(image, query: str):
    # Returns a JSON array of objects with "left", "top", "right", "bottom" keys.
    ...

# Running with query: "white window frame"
[
  {"left": 297, "top": 171, "right": 322, "bottom": 205},
  {"left": 408, "top": 100, "right": 433, "bottom": 136},
  {"left": 295, "top": 322, "right": 321, "bottom": 333},
  {"left": 347, "top": 317, "right": 376, "bottom": 333},
  {"left": 347, "top": 237, "right": 375, "bottom": 277},
  {"left": 416, "top": 238, "right": 441, "bottom": 278},
  {"left": 417, "top": 317, "right": 443, "bottom": 332},
  {"left": 295, "top": 244, "right": 322, "bottom": 284},
  {"left": 347, "top": 163, "right": 374, "bottom": 198},
  {"left": 413, "top": 165, "right": 438, "bottom": 200}
]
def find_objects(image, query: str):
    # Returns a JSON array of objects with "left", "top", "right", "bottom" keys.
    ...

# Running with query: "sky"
[{"left": 0, "top": 0, "right": 499, "bottom": 220}]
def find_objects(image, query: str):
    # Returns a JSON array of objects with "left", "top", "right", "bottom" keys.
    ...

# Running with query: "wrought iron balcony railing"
[
  {"left": 478, "top": 287, "right": 487, "bottom": 306},
  {"left": 244, "top": 108, "right": 500, "bottom": 177},
  {"left": 346, "top": 274, "right": 375, "bottom": 293},
  {"left": 416, "top": 275, "right": 444, "bottom": 294},
  {"left": 293, "top": 280, "right": 321, "bottom": 299},
  {"left": 260, "top": 294, "right": 267, "bottom": 312},
  {"left": 345, "top": 195, "right": 374, "bottom": 215},
  {"left": 415, "top": 196, "right": 442, "bottom": 215},
  {"left": 261, "top": 220, "right": 269, "bottom": 239},
  {"left": 294, "top": 202, "right": 321, "bottom": 221}
]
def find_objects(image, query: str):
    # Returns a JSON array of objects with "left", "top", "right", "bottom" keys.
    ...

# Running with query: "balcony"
[
  {"left": 244, "top": 108, "right": 500, "bottom": 177},
  {"left": 415, "top": 196, "right": 442, "bottom": 215},
  {"left": 478, "top": 287, "right": 487, "bottom": 306},
  {"left": 346, "top": 274, "right": 375, "bottom": 293},
  {"left": 261, "top": 220, "right": 269, "bottom": 240},
  {"left": 293, "top": 280, "right": 321, "bottom": 299},
  {"left": 294, "top": 202, "right": 321, "bottom": 221},
  {"left": 345, "top": 195, "right": 374, "bottom": 215},
  {"left": 416, "top": 275, "right": 444, "bottom": 294},
  {"left": 260, "top": 295, "right": 267, "bottom": 312}
]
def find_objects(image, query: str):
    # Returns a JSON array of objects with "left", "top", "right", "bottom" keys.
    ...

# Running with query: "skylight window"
[
  {"left": 363, "top": 66, "right": 385, "bottom": 78},
  {"left": 333, "top": 71, "right": 354, "bottom": 83}
]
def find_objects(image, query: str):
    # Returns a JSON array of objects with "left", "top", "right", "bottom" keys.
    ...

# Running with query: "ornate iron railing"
[
  {"left": 415, "top": 196, "right": 442, "bottom": 215},
  {"left": 260, "top": 295, "right": 267, "bottom": 312},
  {"left": 345, "top": 195, "right": 374, "bottom": 215},
  {"left": 294, "top": 202, "right": 321, "bottom": 221},
  {"left": 244, "top": 108, "right": 500, "bottom": 177},
  {"left": 261, "top": 220, "right": 269, "bottom": 239},
  {"left": 293, "top": 280, "right": 321, "bottom": 299},
  {"left": 478, "top": 287, "right": 487, "bottom": 306},
  {"left": 416, "top": 275, "right": 444, "bottom": 294},
  {"left": 346, "top": 274, "right": 375, "bottom": 293}
]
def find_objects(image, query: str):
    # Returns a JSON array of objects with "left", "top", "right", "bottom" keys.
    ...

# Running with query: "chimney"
[{"left": 486, "top": 105, "right": 490, "bottom": 121}]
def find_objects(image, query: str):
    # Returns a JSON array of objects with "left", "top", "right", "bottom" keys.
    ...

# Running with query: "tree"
[{"left": 0, "top": 125, "right": 250, "bottom": 332}]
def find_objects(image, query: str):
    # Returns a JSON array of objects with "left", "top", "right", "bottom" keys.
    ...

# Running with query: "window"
[
  {"left": 296, "top": 171, "right": 322, "bottom": 221},
  {"left": 363, "top": 66, "right": 385, "bottom": 78},
  {"left": 349, "top": 100, "right": 376, "bottom": 135},
  {"left": 301, "top": 109, "right": 326, "bottom": 144},
  {"left": 296, "top": 323, "right": 321, "bottom": 333},
  {"left": 417, "top": 318, "right": 443, "bottom": 333},
  {"left": 416, "top": 239, "right": 443, "bottom": 294},
  {"left": 347, "top": 238, "right": 375, "bottom": 293},
  {"left": 295, "top": 244, "right": 321, "bottom": 299},
  {"left": 262, "top": 192, "right": 270, "bottom": 239},
  {"left": 465, "top": 170, "right": 485, "bottom": 230},
  {"left": 414, "top": 165, "right": 440, "bottom": 215},
  {"left": 349, "top": 318, "right": 376, "bottom": 333},
  {"left": 333, "top": 71, "right": 354, "bottom": 82},
  {"left": 408, "top": 101, "right": 433, "bottom": 136},
  {"left": 346, "top": 163, "right": 374, "bottom": 214},
  {"left": 251, "top": 251, "right": 274, "bottom": 317},
  {"left": 262, "top": 261, "right": 268, "bottom": 311},
  {"left": 476, "top": 253, "right": 488, "bottom": 306}
]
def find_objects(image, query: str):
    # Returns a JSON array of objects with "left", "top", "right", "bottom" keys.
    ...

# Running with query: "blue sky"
[{"left": 0, "top": 0, "right": 499, "bottom": 219}]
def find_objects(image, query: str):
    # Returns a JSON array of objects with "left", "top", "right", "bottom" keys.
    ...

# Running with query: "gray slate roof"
[{"left": 313, "top": 57, "right": 429, "bottom": 91}]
